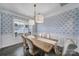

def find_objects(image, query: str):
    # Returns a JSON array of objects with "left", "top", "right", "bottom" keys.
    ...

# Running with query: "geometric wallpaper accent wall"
[
  {"left": 73, "top": 8, "right": 79, "bottom": 37},
  {"left": 0, "top": 14, "right": 1, "bottom": 48},
  {"left": 37, "top": 7, "right": 79, "bottom": 45},
  {"left": 1, "top": 13, "right": 15, "bottom": 47},
  {"left": 0, "top": 11, "right": 27, "bottom": 48},
  {"left": 1, "top": 13, "right": 14, "bottom": 34}
]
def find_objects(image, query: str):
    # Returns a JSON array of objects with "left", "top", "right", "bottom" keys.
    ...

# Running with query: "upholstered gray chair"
[
  {"left": 54, "top": 39, "right": 77, "bottom": 56},
  {"left": 26, "top": 38, "right": 41, "bottom": 56},
  {"left": 21, "top": 35, "right": 29, "bottom": 55},
  {"left": 62, "top": 39, "right": 77, "bottom": 56}
]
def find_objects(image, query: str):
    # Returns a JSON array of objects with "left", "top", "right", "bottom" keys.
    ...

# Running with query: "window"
[{"left": 13, "top": 19, "right": 29, "bottom": 37}]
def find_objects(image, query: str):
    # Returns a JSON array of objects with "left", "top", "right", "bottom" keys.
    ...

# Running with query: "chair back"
[
  {"left": 26, "top": 38, "right": 36, "bottom": 55},
  {"left": 26, "top": 38, "right": 33, "bottom": 49},
  {"left": 21, "top": 35, "right": 27, "bottom": 46},
  {"left": 62, "top": 39, "right": 74, "bottom": 55}
]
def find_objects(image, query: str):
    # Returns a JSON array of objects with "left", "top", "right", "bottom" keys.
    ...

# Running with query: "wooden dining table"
[{"left": 24, "top": 35, "right": 58, "bottom": 53}]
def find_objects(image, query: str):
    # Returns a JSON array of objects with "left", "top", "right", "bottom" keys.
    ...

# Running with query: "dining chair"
[
  {"left": 26, "top": 37, "right": 42, "bottom": 56},
  {"left": 62, "top": 39, "right": 77, "bottom": 56},
  {"left": 21, "top": 35, "right": 29, "bottom": 55},
  {"left": 54, "top": 43, "right": 62, "bottom": 56}
]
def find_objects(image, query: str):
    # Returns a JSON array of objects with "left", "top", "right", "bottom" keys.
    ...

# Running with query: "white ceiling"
[{"left": 0, "top": 3, "right": 62, "bottom": 18}]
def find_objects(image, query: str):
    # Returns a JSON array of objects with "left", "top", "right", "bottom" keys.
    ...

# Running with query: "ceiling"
[{"left": 0, "top": 3, "right": 68, "bottom": 19}]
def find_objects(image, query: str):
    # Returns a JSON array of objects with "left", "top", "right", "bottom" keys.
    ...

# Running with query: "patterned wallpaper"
[
  {"left": 0, "top": 13, "right": 14, "bottom": 47},
  {"left": 73, "top": 8, "right": 79, "bottom": 37},
  {"left": 0, "top": 11, "right": 27, "bottom": 48},
  {"left": 37, "top": 7, "right": 79, "bottom": 45},
  {"left": 0, "top": 14, "right": 1, "bottom": 48},
  {"left": 0, "top": 14, "right": 1, "bottom": 36},
  {"left": 1, "top": 13, "right": 14, "bottom": 34}
]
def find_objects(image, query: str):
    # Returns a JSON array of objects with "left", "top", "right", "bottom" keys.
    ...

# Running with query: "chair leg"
[
  {"left": 23, "top": 47, "right": 26, "bottom": 56},
  {"left": 23, "top": 46, "right": 29, "bottom": 56},
  {"left": 45, "top": 53, "right": 48, "bottom": 56}
]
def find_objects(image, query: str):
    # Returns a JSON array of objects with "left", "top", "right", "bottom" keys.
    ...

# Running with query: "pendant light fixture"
[
  {"left": 34, "top": 4, "right": 44, "bottom": 23},
  {"left": 29, "top": 4, "right": 44, "bottom": 25}
]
